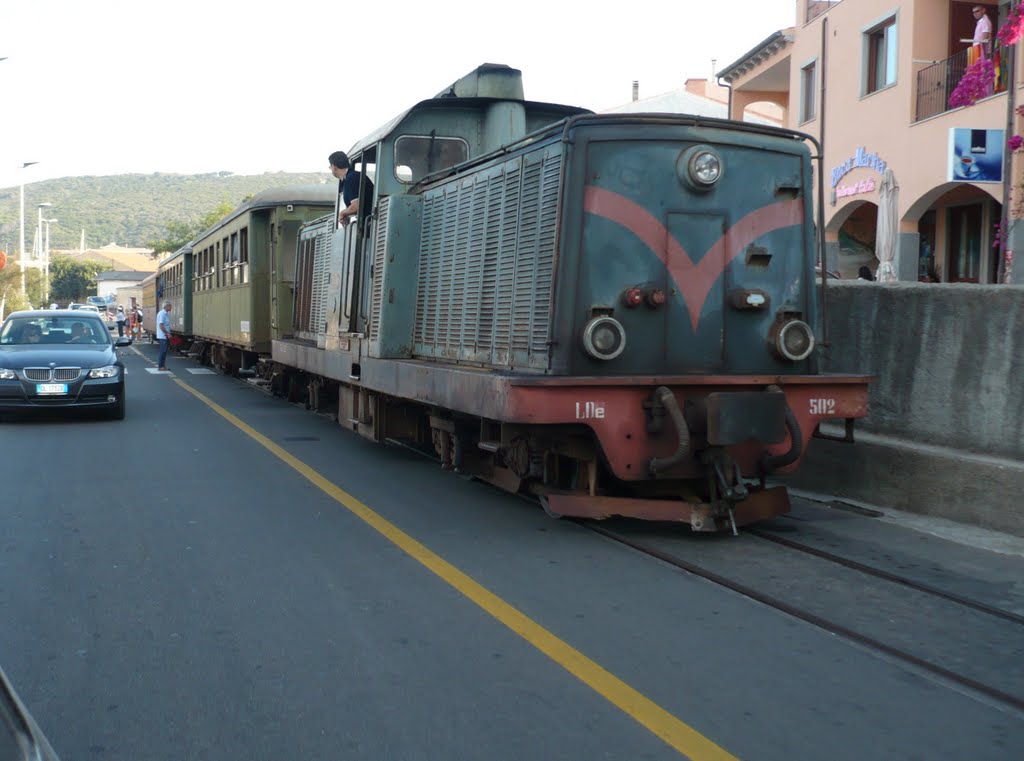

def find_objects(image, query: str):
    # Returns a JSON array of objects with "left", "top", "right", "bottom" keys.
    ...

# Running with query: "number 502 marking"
[{"left": 809, "top": 398, "right": 836, "bottom": 415}]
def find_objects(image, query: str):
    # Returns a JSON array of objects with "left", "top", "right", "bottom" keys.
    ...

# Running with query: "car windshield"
[{"left": 0, "top": 316, "right": 109, "bottom": 346}]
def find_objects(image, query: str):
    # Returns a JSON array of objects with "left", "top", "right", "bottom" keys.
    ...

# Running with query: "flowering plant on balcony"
[
  {"left": 997, "top": 4, "right": 1024, "bottom": 46},
  {"left": 948, "top": 58, "right": 995, "bottom": 108}
]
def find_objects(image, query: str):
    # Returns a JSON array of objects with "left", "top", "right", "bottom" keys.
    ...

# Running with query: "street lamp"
[
  {"left": 36, "top": 203, "right": 52, "bottom": 261},
  {"left": 43, "top": 218, "right": 57, "bottom": 304},
  {"left": 18, "top": 162, "right": 39, "bottom": 293}
]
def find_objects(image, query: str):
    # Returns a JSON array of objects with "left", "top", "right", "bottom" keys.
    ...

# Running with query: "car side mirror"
[{"left": 115, "top": 337, "right": 133, "bottom": 347}]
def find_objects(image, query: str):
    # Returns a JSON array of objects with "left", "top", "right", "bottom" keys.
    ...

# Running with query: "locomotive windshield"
[{"left": 394, "top": 135, "right": 469, "bottom": 183}]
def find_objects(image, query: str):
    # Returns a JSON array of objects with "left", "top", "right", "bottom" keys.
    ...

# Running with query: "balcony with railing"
[{"left": 915, "top": 45, "right": 1009, "bottom": 122}]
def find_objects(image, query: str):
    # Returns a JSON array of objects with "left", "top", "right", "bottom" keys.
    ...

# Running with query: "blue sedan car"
[{"left": 0, "top": 310, "right": 132, "bottom": 419}]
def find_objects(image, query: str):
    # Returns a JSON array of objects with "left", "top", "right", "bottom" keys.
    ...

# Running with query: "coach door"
[
  {"left": 271, "top": 220, "right": 301, "bottom": 340},
  {"left": 665, "top": 211, "right": 726, "bottom": 371}
]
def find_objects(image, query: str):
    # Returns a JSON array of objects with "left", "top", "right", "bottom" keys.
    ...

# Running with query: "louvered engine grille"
[
  {"left": 413, "top": 149, "right": 562, "bottom": 370},
  {"left": 367, "top": 197, "right": 390, "bottom": 342},
  {"left": 53, "top": 368, "right": 81, "bottom": 381},
  {"left": 310, "top": 227, "right": 331, "bottom": 337},
  {"left": 24, "top": 368, "right": 50, "bottom": 381},
  {"left": 294, "top": 217, "right": 334, "bottom": 339}
]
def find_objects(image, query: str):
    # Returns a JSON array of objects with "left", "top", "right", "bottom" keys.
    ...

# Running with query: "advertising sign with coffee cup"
[{"left": 948, "top": 128, "right": 1003, "bottom": 183}]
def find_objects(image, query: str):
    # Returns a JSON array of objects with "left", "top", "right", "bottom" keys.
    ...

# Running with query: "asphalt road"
[{"left": 1, "top": 344, "right": 1022, "bottom": 760}]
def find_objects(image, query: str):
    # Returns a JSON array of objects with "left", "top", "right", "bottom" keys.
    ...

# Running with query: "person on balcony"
[{"left": 971, "top": 6, "right": 993, "bottom": 60}]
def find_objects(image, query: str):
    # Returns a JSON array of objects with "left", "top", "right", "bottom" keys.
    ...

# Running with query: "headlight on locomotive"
[
  {"left": 677, "top": 145, "right": 722, "bottom": 190},
  {"left": 582, "top": 316, "right": 626, "bottom": 360},
  {"left": 774, "top": 319, "right": 816, "bottom": 361}
]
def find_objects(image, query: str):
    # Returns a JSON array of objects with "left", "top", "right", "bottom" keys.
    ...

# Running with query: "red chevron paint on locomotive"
[{"left": 583, "top": 186, "right": 805, "bottom": 331}]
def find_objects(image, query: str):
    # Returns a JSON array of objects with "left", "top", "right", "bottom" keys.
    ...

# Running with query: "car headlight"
[
  {"left": 0, "top": 369, "right": 16, "bottom": 380},
  {"left": 89, "top": 365, "right": 119, "bottom": 379},
  {"left": 678, "top": 145, "right": 723, "bottom": 190},
  {"left": 582, "top": 316, "right": 626, "bottom": 360},
  {"left": 775, "top": 320, "right": 815, "bottom": 361}
]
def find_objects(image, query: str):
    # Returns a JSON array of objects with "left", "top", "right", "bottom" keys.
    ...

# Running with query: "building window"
[
  {"left": 800, "top": 61, "right": 817, "bottom": 122},
  {"left": 865, "top": 16, "right": 898, "bottom": 94}
]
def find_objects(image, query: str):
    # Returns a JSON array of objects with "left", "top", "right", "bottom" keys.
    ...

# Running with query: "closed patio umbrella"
[{"left": 875, "top": 168, "right": 899, "bottom": 282}]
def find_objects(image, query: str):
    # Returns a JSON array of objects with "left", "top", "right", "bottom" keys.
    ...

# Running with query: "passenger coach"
[
  {"left": 188, "top": 186, "right": 335, "bottom": 373},
  {"left": 140, "top": 271, "right": 158, "bottom": 338},
  {"left": 156, "top": 244, "right": 193, "bottom": 338}
]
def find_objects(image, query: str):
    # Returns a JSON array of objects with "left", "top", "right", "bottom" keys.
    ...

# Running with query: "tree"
[
  {"left": 49, "top": 256, "right": 113, "bottom": 304},
  {"left": 145, "top": 198, "right": 237, "bottom": 256},
  {"left": 199, "top": 199, "right": 236, "bottom": 229},
  {"left": 144, "top": 220, "right": 195, "bottom": 258},
  {"left": 0, "top": 266, "right": 42, "bottom": 319}
]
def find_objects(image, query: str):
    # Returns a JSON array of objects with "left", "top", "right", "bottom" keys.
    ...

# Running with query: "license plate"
[{"left": 36, "top": 383, "right": 68, "bottom": 395}]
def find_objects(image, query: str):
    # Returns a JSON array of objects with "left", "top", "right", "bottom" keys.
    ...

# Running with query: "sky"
[{"left": 0, "top": 0, "right": 797, "bottom": 190}]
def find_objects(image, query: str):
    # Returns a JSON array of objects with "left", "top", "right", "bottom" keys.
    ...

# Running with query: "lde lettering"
[{"left": 575, "top": 401, "right": 605, "bottom": 419}]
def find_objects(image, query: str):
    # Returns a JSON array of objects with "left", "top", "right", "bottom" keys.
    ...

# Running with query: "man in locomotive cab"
[{"left": 329, "top": 150, "right": 374, "bottom": 228}]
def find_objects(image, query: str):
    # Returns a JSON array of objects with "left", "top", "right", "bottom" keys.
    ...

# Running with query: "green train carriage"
[
  {"left": 156, "top": 245, "right": 193, "bottom": 338},
  {"left": 190, "top": 186, "right": 335, "bottom": 372}
]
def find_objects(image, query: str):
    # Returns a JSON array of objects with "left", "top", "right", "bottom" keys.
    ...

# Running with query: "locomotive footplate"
[{"left": 544, "top": 485, "right": 790, "bottom": 529}]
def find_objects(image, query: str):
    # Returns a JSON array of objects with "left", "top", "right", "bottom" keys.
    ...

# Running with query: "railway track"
[
  {"left": 375, "top": 437, "right": 1024, "bottom": 711},
  {"left": 583, "top": 522, "right": 1024, "bottom": 713},
  {"left": 746, "top": 527, "right": 1024, "bottom": 626}
]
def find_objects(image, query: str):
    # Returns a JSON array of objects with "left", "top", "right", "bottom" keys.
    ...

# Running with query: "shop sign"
[
  {"left": 830, "top": 147, "right": 887, "bottom": 188},
  {"left": 948, "top": 128, "right": 1003, "bottom": 183},
  {"left": 835, "top": 178, "right": 876, "bottom": 199}
]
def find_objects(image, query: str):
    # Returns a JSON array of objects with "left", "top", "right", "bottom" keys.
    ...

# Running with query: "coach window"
[
  {"left": 239, "top": 227, "right": 249, "bottom": 284},
  {"left": 231, "top": 232, "right": 239, "bottom": 286},
  {"left": 394, "top": 135, "right": 468, "bottom": 183},
  {"left": 222, "top": 236, "right": 231, "bottom": 285}
]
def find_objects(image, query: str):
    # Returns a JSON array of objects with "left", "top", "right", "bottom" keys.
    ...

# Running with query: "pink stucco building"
[{"left": 718, "top": 0, "right": 1017, "bottom": 283}]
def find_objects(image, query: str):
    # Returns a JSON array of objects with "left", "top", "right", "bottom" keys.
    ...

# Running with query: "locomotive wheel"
[
  {"left": 286, "top": 375, "right": 304, "bottom": 404},
  {"left": 538, "top": 496, "right": 563, "bottom": 519}
]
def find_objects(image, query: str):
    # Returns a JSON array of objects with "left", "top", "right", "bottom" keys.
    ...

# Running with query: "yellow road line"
[
  {"left": 173, "top": 377, "right": 737, "bottom": 761},
  {"left": 128, "top": 345, "right": 158, "bottom": 367}
]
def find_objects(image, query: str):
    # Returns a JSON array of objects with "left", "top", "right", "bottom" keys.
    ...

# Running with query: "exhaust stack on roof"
[{"left": 436, "top": 63, "right": 524, "bottom": 100}]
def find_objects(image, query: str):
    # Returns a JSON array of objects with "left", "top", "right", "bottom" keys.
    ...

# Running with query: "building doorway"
[
  {"left": 918, "top": 210, "right": 937, "bottom": 281},
  {"left": 836, "top": 202, "right": 879, "bottom": 279},
  {"left": 946, "top": 202, "right": 984, "bottom": 282}
]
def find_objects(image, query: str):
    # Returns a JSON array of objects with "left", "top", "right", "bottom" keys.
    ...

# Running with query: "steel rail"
[
  {"left": 583, "top": 522, "right": 1024, "bottom": 713},
  {"left": 747, "top": 528, "right": 1024, "bottom": 626}
]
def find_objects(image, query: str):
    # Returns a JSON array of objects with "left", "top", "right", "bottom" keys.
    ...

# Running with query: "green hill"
[{"left": 0, "top": 171, "right": 329, "bottom": 253}]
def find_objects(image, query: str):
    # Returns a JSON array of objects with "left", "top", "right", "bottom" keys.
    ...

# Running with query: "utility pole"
[{"left": 18, "top": 161, "right": 38, "bottom": 294}]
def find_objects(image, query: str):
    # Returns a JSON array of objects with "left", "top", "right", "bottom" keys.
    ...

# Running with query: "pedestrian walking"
[
  {"left": 115, "top": 305, "right": 127, "bottom": 337},
  {"left": 157, "top": 302, "right": 173, "bottom": 370}
]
